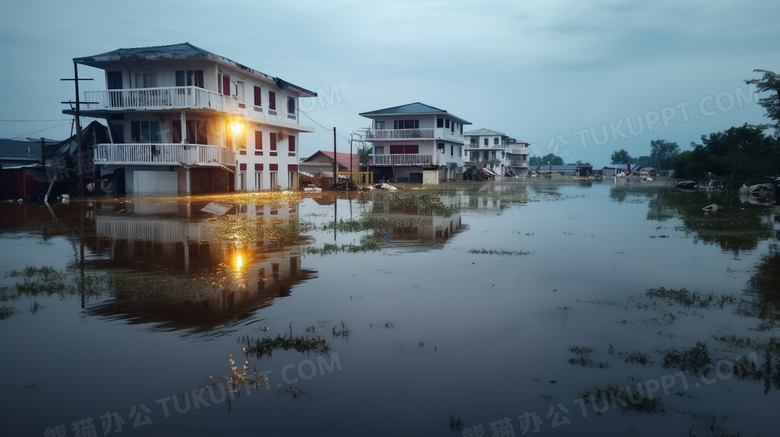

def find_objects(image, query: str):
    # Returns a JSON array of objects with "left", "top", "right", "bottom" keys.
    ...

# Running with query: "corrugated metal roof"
[
  {"left": 359, "top": 102, "right": 471, "bottom": 125},
  {"left": 463, "top": 128, "right": 505, "bottom": 137},
  {"left": 74, "top": 43, "right": 317, "bottom": 98},
  {"left": 301, "top": 151, "right": 359, "bottom": 170},
  {"left": 0, "top": 139, "right": 45, "bottom": 160}
]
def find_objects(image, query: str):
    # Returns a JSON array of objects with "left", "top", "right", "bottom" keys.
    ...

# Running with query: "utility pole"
[
  {"left": 61, "top": 63, "right": 94, "bottom": 197},
  {"left": 333, "top": 127, "right": 337, "bottom": 187}
]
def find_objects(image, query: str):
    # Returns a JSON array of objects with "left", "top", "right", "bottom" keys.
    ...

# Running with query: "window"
[
  {"left": 374, "top": 146, "right": 384, "bottom": 155},
  {"left": 437, "top": 143, "right": 445, "bottom": 153},
  {"left": 451, "top": 145, "right": 454, "bottom": 156},
  {"left": 130, "top": 121, "right": 160, "bottom": 142},
  {"left": 175, "top": 70, "right": 204, "bottom": 88},
  {"left": 287, "top": 96, "right": 295, "bottom": 114},
  {"left": 255, "top": 131, "right": 263, "bottom": 155},
  {"left": 394, "top": 120, "right": 419, "bottom": 129},
  {"left": 450, "top": 122, "right": 454, "bottom": 133},
  {"left": 437, "top": 118, "right": 444, "bottom": 128},
  {"left": 288, "top": 135, "right": 296, "bottom": 153},
  {"left": 268, "top": 91, "right": 276, "bottom": 110},
  {"left": 484, "top": 138, "right": 489, "bottom": 146},
  {"left": 470, "top": 139, "right": 477, "bottom": 146},
  {"left": 134, "top": 73, "right": 157, "bottom": 88},
  {"left": 494, "top": 137, "right": 499, "bottom": 145},
  {"left": 270, "top": 132, "right": 277, "bottom": 156},
  {"left": 254, "top": 86, "right": 262, "bottom": 106},
  {"left": 445, "top": 119, "right": 450, "bottom": 129},
  {"left": 255, "top": 170, "right": 263, "bottom": 190},
  {"left": 460, "top": 124, "right": 463, "bottom": 135},
  {"left": 220, "top": 74, "right": 230, "bottom": 96},
  {"left": 375, "top": 121, "right": 385, "bottom": 130},
  {"left": 237, "top": 81, "right": 245, "bottom": 103}
]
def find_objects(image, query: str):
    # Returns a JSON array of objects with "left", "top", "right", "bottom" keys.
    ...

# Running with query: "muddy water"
[{"left": 1, "top": 181, "right": 778, "bottom": 436}]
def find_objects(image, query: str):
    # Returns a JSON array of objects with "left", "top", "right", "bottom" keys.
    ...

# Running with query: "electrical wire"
[
  {"left": 299, "top": 110, "right": 352, "bottom": 142},
  {"left": 6, "top": 123, "right": 71, "bottom": 140}
]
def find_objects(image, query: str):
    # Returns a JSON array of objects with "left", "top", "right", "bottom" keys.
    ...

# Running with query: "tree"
[
  {"left": 357, "top": 143, "right": 373, "bottom": 170},
  {"left": 529, "top": 153, "right": 563, "bottom": 167},
  {"left": 610, "top": 149, "right": 631, "bottom": 164},
  {"left": 746, "top": 69, "right": 780, "bottom": 131},
  {"left": 649, "top": 140, "right": 680, "bottom": 170}
]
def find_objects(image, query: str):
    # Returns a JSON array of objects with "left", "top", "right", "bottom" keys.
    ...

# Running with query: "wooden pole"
[
  {"left": 333, "top": 127, "right": 337, "bottom": 186},
  {"left": 74, "top": 62, "right": 85, "bottom": 197}
]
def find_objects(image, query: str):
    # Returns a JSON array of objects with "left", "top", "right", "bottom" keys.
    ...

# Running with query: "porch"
[
  {"left": 94, "top": 143, "right": 234, "bottom": 166},
  {"left": 370, "top": 154, "right": 434, "bottom": 166},
  {"left": 83, "top": 87, "right": 237, "bottom": 112}
]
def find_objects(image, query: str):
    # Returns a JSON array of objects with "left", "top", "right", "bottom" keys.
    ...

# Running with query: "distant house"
[
  {"left": 299, "top": 151, "right": 359, "bottom": 175},
  {"left": 65, "top": 43, "right": 317, "bottom": 195},
  {"left": 360, "top": 102, "right": 470, "bottom": 184},
  {"left": 463, "top": 128, "right": 530, "bottom": 176}
]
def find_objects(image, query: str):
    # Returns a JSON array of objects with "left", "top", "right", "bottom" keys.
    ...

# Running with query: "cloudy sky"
[{"left": 1, "top": 0, "right": 778, "bottom": 166}]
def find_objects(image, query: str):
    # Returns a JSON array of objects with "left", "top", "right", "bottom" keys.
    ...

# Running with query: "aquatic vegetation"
[
  {"left": 320, "top": 216, "right": 396, "bottom": 232},
  {"left": 0, "top": 305, "right": 16, "bottom": 320},
  {"left": 449, "top": 415, "right": 463, "bottom": 431},
  {"left": 618, "top": 351, "right": 653, "bottom": 366},
  {"left": 468, "top": 249, "right": 530, "bottom": 256},
  {"left": 645, "top": 287, "right": 739, "bottom": 309},
  {"left": 303, "top": 241, "right": 384, "bottom": 255},
  {"left": 567, "top": 346, "right": 609, "bottom": 368},
  {"left": 241, "top": 334, "right": 331, "bottom": 360},
  {"left": 661, "top": 342, "right": 712, "bottom": 376},
  {"left": 331, "top": 320, "right": 350, "bottom": 339}
]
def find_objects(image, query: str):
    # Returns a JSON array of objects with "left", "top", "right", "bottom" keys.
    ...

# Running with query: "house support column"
[{"left": 180, "top": 111, "right": 187, "bottom": 144}]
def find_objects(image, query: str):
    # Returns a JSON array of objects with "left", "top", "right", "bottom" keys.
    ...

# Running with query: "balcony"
[
  {"left": 94, "top": 143, "right": 234, "bottom": 166},
  {"left": 82, "top": 87, "right": 237, "bottom": 112},
  {"left": 370, "top": 154, "right": 434, "bottom": 166},
  {"left": 366, "top": 128, "right": 435, "bottom": 140}
]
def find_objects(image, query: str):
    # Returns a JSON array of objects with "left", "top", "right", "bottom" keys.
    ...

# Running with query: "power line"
[
  {"left": 299, "top": 110, "right": 351, "bottom": 142},
  {"left": 6, "top": 123, "right": 71, "bottom": 140},
  {"left": 0, "top": 119, "right": 71, "bottom": 122}
]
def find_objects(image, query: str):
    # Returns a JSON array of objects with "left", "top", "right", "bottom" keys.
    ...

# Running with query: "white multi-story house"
[
  {"left": 463, "top": 128, "right": 530, "bottom": 177},
  {"left": 67, "top": 43, "right": 316, "bottom": 195},
  {"left": 360, "top": 103, "right": 470, "bottom": 183}
]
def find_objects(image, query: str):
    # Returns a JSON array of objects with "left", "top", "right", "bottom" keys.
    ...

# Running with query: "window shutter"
[
  {"left": 222, "top": 75, "right": 230, "bottom": 96},
  {"left": 255, "top": 163, "right": 263, "bottom": 171},
  {"left": 269, "top": 91, "right": 276, "bottom": 110},
  {"left": 288, "top": 135, "right": 295, "bottom": 152},
  {"left": 269, "top": 164, "right": 278, "bottom": 171},
  {"left": 254, "top": 86, "right": 262, "bottom": 106},
  {"left": 240, "top": 163, "right": 247, "bottom": 171},
  {"left": 255, "top": 131, "right": 263, "bottom": 150},
  {"left": 270, "top": 133, "right": 277, "bottom": 150}
]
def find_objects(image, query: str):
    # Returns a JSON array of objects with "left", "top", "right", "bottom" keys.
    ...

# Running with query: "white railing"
[
  {"left": 94, "top": 143, "right": 234, "bottom": 165},
  {"left": 83, "top": 87, "right": 237, "bottom": 112},
  {"left": 370, "top": 154, "right": 434, "bottom": 166},
  {"left": 366, "top": 128, "right": 435, "bottom": 140}
]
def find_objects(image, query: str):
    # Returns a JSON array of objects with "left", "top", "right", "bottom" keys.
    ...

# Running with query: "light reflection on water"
[{"left": 1, "top": 182, "right": 779, "bottom": 436}]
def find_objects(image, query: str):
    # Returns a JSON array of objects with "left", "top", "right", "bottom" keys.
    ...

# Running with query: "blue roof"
[{"left": 359, "top": 102, "right": 471, "bottom": 124}]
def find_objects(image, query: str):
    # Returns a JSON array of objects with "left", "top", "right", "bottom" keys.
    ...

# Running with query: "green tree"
[
  {"left": 649, "top": 140, "right": 680, "bottom": 170},
  {"left": 357, "top": 143, "right": 373, "bottom": 170},
  {"left": 610, "top": 149, "right": 631, "bottom": 164},
  {"left": 529, "top": 153, "right": 563, "bottom": 167},
  {"left": 746, "top": 69, "right": 780, "bottom": 131}
]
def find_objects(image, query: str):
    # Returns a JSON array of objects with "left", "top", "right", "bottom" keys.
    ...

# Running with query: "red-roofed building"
[{"left": 299, "top": 151, "right": 359, "bottom": 174}]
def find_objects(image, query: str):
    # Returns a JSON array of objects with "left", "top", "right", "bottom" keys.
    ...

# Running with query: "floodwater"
[{"left": 1, "top": 181, "right": 779, "bottom": 437}]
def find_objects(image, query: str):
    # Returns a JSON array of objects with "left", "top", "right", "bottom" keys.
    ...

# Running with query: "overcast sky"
[{"left": 1, "top": 0, "right": 778, "bottom": 166}]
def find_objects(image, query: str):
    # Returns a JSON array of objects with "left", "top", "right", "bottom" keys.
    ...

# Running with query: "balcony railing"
[
  {"left": 83, "top": 87, "right": 237, "bottom": 112},
  {"left": 94, "top": 143, "right": 234, "bottom": 166},
  {"left": 366, "top": 128, "right": 435, "bottom": 140},
  {"left": 370, "top": 154, "right": 433, "bottom": 166}
]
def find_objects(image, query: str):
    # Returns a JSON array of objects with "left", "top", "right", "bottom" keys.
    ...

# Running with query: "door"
[{"left": 107, "top": 71, "right": 123, "bottom": 107}]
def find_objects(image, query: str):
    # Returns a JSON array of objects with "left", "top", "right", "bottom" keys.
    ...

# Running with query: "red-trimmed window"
[
  {"left": 222, "top": 75, "right": 230, "bottom": 96},
  {"left": 268, "top": 91, "right": 276, "bottom": 110},
  {"left": 239, "top": 163, "right": 247, "bottom": 171},
  {"left": 255, "top": 163, "right": 263, "bottom": 171},
  {"left": 269, "top": 164, "right": 278, "bottom": 171},
  {"left": 288, "top": 135, "right": 295, "bottom": 152},
  {"left": 255, "top": 131, "right": 263, "bottom": 155},
  {"left": 254, "top": 86, "right": 262, "bottom": 106},
  {"left": 270, "top": 133, "right": 277, "bottom": 156}
]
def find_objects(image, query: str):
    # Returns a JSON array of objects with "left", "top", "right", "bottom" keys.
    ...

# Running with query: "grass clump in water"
[
  {"left": 241, "top": 334, "right": 331, "bottom": 360},
  {"left": 645, "top": 287, "right": 738, "bottom": 309},
  {"left": 303, "top": 241, "right": 384, "bottom": 255},
  {"left": 321, "top": 217, "right": 395, "bottom": 232},
  {"left": 661, "top": 342, "right": 711, "bottom": 376},
  {"left": 567, "top": 346, "right": 609, "bottom": 369},
  {"left": 582, "top": 381, "right": 662, "bottom": 413},
  {"left": 468, "top": 249, "right": 530, "bottom": 256}
]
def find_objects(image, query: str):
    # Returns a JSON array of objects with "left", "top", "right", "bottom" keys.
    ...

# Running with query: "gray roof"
[
  {"left": 0, "top": 139, "right": 46, "bottom": 160},
  {"left": 74, "top": 43, "right": 317, "bottom": 98},
  {"left": 464, "top": 128, "right": 505, "bottom": 137},
  {"left": 359, "top": 102, "right": 471, "bottom": 124}
]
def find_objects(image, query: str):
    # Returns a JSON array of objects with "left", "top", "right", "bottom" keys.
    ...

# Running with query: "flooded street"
[{"left": 2, "top": 181, "right": 779, "bottom": 436}]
